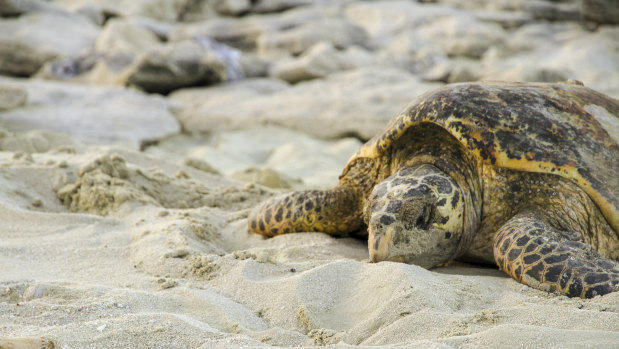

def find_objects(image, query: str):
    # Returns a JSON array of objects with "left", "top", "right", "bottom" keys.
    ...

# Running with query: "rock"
[
  {"left": 125, "top": 39, "right": 228, "bottom": 94},
  {"left": 420, "top": 60, "right": 453, "bottom": 83},
  {"left": 0, "top": 12, "right": 99, "bottom": 76},
  {"left": 239, "top": 53, "right": 270, "bottom": 78},
  {"left": 376, "top": 31, "right": 447, "bottom": 75},
  {"left": 150, "top": 126, "right": 360, "bottom": 188},
  {"left": 38, "top": 19, "right": 240, "bottom": 93},
  {"left": 480, "top": 24, "right": 619, "bottom": 98},
  {"left": 581, "top": 0, "right": 619, "bottom": 24},
  {"left": 182, "top": 157, "right": 220, "bottom": 175},
  {"left": 170, "top": 17, "right": 270, "bottom": 51},
  {"left": 230, "top": 167, "right": 299, "bottom": 189},
  {"left": 0, "top": 0, "right": 64, "bottom": 16},
  {"left": 270, "top": 41, "right": 371, "bottom": 83},
  {"left": 194, "top": 37, "right": 244, "bottom": 81},
  {"left": 0, "top": 85, "right": 27, "bottom": 111},
  {"left": 72, "top": 3, "right": 106, "bottom": 25},
  {"left": 473, "top": 10, "right": 533, "bottom": 29},
  {"left": 170, "top": 67, "right": 441, "bottom": 140},
  {"left": 446, "top": 59, "right": 482, "bottom": 83},
  {"left": 257, "top": 10, "right": 367, "bottom": 55},
  {"left": 52, "top": 0, "right": 203, "bottom": 22},
  {"left": 169, "top": 78, "right": 289, "bottom": 116},
  {"left": 0, "top": 77, "right": 180, "bottom": 147},
  {"left": 250, "top": 0, "right": 314, "bottom": 14},
  {"left": 0, "top": 129, "right": 82, "bottom": 153},
  {"left": 521, "top": 1, "right": 580, "bottom": 21},
  {"left": 95, "top": 18, "right": 162, "bottom": 57},
  {"left": 344, "top": 0, "right": 457, "bottom": 46},
  {"left": 417, "top": 15, "right": 506, "bottom": 58},
  {"left": 214, "top": 0, "right": 252, "bottom": 16}
]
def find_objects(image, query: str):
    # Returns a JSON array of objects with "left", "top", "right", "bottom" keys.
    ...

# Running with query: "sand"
[
  {"left": 0, "top": 125, "right": 617, "bottom": 349},
  {"left": 1, "top": 0, "right": 619, "bottom": 347}
]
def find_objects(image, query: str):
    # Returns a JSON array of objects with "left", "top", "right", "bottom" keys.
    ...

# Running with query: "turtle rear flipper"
[
  {"left": 248, "top": 187, "right": 363, "bottom": 236},
  {"left": 494, "top": 213, "right": 619, "bottom": 298}
]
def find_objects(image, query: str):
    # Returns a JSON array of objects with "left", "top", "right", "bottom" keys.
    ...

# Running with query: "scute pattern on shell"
[{"left": 349, "top": 82, "right": 619, "bottom": 232}]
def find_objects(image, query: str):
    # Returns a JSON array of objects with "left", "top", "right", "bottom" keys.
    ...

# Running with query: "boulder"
[
  {"left": 94, "top": 18, "right": 162, "bottom": 57},
  {"left": 376, "top": 31, "right": 447, "bottom": 75},
  {"left": 169, "top": 78, "right": 289, "bottom": 116},
  {"left": 213, "top": 0, "right": 252, "bottom": 16},
  {"left": 170, "top": 67, "right": 441, "bottom": 140},
  {"left": 169, "top": 17, "right": 270, "bottom": 51},
  {"left": 0, "top": 77, "right": 180, "bottom": 147},
  {"left": 124, "top": 39, "right": 229, "bottom": 94},
  {"left": 521, "top": 1, "right": 580, "bottom": 21},
  {"left": 0, "top": 85, "right": 27, "bottom": 111},
  {"left": 581, "top": 0, "right": 619, "bottom": 24},
  {"left": 0, "top": 12, "right": 99, "bottom": 76},
  {"left": 257, "top": 9, "right": 367, "bottom": 55},
  {"left": 250, "top": 0, "right": 313, "bottom": 14},
  {"left": 270, "top": 41, "right": 372, "bottom": 83},
  {"left": 473, "top": 10, "right": 533, "bottom": 29},
  {"left": 51, "top": 0, "right": 203, "bottom": 22},
  {"left": 344, "top": 0, "right": 456, "bottom": 46},
  {"left": 480, "top": 24, "right": 619, "bottom": 98},
  {"left": 417, "top": 15, "right": 506, "bottom": 58},
  {"left": 0, "top": 0, "right": 64, "bottom": 16}
]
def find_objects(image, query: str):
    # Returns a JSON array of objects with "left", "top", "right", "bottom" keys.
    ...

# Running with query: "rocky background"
[
  {"left": 1, "top": 0, "right": 618, "bottom": 348},
  {"left": 1, "top": 0, "right": 618, "bottom": 150}
]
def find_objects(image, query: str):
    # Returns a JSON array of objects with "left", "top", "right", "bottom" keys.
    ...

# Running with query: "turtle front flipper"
[
  {"left": 494, "top": 213, "right": 619, "bottom": 298},
  {"left": 248, "top": 187, "right": 363, "bottom": 237}
]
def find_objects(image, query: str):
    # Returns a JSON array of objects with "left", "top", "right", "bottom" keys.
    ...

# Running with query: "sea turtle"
[{"left": 248, "top": 81, "right": 619, "bottom": 298}]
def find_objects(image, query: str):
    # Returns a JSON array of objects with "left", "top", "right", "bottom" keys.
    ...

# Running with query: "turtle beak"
[{"left": 369, "top": 228, "right": 392, "bottom": 262}]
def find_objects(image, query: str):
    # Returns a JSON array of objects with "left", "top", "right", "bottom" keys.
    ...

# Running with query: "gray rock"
[
  {"left": 0, "top": 0, "right": 64, "bottom": 16},
  {"left": 230, "top": 167, "right": 298, "bottom": 189},
  {"left": 522, "top": 1, "right": 580, "bottom": 21},
  {"left": 376, "top": 31, "right": 447, "bottom": 75},
  {"left": 417, "top": 15, "right": 506, "bottom": 58},
  {"left": 581, "top": 0, "right": 619, "bottom": 24},
  {"left": 480, "top": 24, "right": 619, "bottom": 98},
  {"left": 473, "top": 10, "right": 533, "bottom": 29},
  {"left": 169, "top": 78, "right": 289, "bottom": 115},
  {"left": 270, "top": 41, "right": 372, "bottom": 83},
  {"left": 0, "top": 77, "right": 180, "bottom": 147},
  {"left": 125, "top": 40, "right": 228, "bottom": 94},
  {"left": 170, "top": 68, "right": 441, "bottom": 140},
  {"left": 257, "top": 11, "right": 367, "bottom": 55},
  {"left": 344, "top": 0, "right": 457, "bottom": 46},
  {"left": 447, "top": 60, "right": 482, "bottom": 83},
  {"left": 250, "top": 0, "right": 313, "bottom": 14},
  {"left": 0, "top": 85, "right": 27, "bottom": 111},
  {"left": 214, "top": 0, "right": 252, "bottom": 16},
  {"left": 52, "top": 0, "right": 203, "bottom": 22},
  {"left": 0, "top": 12, "right": 99, "bottom": 76},
  {"left": 239, "top": 53, "right": 270, "bottom": 78},
  {"left": 170, "top": 17, "right": 269, "bottom": 51},
  {"left": 95, "top": 18, "right": 162, "bottom": 57}
]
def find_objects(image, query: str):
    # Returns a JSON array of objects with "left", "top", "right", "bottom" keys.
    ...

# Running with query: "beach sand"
[
  {"left": 1, "top": 0, "right": 618, "bottom": 348},
  {"left": 1, "top": 125, "right": 617, "bottom": 348}
]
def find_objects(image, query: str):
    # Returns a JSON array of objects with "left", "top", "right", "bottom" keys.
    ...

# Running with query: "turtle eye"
[{"left": 415, "top": 204, "right": 435, "bottom": 230}]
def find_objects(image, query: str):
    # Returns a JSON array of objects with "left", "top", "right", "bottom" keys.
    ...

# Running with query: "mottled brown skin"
[{"left": 249, "top": 81, "right": 619, "bottom": 298}]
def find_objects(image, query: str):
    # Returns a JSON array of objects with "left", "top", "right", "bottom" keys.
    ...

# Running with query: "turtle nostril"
[
  {"left": 415, "top": 204, "right": 435, "bottom": 229},
  {"left": 415, "top": 215, "right": 425, "bottom": 227}
]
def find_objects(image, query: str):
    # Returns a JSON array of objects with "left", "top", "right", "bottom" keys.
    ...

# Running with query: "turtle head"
[{"left": 365, "top": 164, "right": 465, "bottom": 268}]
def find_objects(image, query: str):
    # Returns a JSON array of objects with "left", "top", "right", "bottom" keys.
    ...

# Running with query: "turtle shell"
[{"left": 350, "top": 82, "right": 619, "bottom": 232}]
